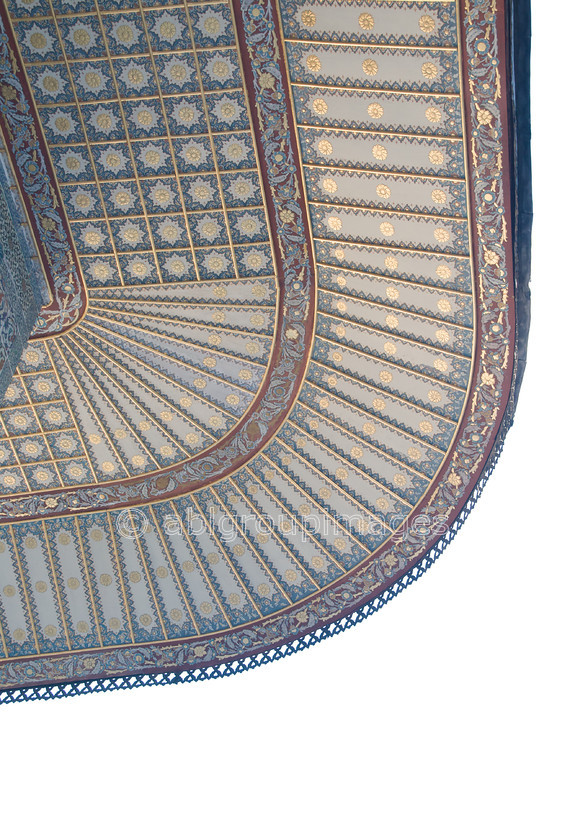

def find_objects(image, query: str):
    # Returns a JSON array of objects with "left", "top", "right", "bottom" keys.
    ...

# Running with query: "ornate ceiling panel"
[{"left": 0, "top": 0, "right": 530, "bottom": 701}]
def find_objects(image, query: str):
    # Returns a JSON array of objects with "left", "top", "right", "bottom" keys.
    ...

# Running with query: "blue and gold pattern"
[
  {"left": 0, "top": 0, "right": 523, "bottom": 698},
  {"left": 0, "top": 0, "right": 288, "bottom": 503},
  {"left": 10, "top": 1, "right": 272, "bottom": 285},
  {"left": 0, "top": 0, "right": 316, "bottom": 521},
  {"left": 2, "top": 0, "right": 278, "bottom": 340}
]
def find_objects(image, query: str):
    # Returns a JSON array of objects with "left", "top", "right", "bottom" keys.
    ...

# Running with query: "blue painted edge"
[
  {"left": 507, "top": 0, "right": 532, "bottom": 407},
  {"left": 0, "top": 0, "right": 533, "bottom": 705},
  {"left": 0, "top": 148, "right": 45, "bottom": 396}
]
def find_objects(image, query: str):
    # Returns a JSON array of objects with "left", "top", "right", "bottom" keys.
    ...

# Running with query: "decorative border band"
[{"left": 0, "top": 6, "right": 87, "bottom": 338}]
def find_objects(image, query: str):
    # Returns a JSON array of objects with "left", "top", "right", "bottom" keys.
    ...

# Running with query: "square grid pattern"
[
  {"left": 0, "top": 342, "right": 98, "bottom": 494},
  {"left": 8, "top": 0, "right": 275, "bottom": 288}
]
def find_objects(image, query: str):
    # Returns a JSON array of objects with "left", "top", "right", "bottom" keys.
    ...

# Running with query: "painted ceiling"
[{"left": 0, "top": 0, "right": 526, "bottom": 699}]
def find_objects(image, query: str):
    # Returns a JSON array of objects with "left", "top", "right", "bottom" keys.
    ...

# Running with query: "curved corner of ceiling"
[{"left": 0, "top": 0, "right": 530, "bottom": 703}]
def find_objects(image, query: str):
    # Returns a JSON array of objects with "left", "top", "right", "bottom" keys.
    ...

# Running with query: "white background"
[{"left": 1, "top": 4, "right": 559, "bottom": 838}]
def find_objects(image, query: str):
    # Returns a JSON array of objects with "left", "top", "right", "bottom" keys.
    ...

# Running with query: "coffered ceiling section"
[
  {"left": 0, "top": 0, "right": 316, "bottom": 509},
  {"left": 0, "top": 0, "right": 470, "bottom": 513},
  {"left": 0, "top": 0, "right": 521, "bottom": 697}
]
